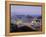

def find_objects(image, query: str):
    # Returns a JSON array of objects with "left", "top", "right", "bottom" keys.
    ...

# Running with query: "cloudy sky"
[{"left": 11, "top": 5, "right": 41, "bottom": 16}]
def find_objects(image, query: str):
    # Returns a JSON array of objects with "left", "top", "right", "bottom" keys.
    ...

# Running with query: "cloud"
[{"left": 11, "top": 5, "right": 41, "bottom": 16}]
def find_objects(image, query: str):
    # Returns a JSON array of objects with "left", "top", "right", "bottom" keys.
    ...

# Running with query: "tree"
[{"left": 26, "top": 15, "right": 33, "bottom": 19}]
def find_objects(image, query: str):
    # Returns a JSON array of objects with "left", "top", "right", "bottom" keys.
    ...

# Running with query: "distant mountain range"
[{"left": 11, "top": 15, "right": 42, "bottom": 19}]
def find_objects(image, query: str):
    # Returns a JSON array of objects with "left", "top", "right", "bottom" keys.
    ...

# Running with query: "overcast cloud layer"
[{"left": 11, "top": 5, "right": 41, "bottom": 16}]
